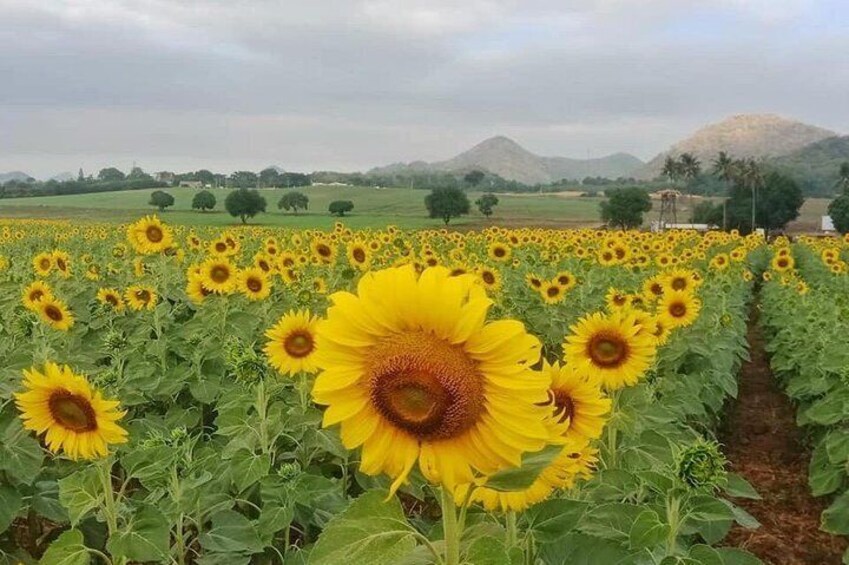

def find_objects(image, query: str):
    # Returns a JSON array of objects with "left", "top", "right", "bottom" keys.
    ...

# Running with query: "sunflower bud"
[
  {"left": 677, "top": 439, "right": 727, "bottom": 491},
  {"left": 278, "top": 462, "right": 301, "bottom": 481}
]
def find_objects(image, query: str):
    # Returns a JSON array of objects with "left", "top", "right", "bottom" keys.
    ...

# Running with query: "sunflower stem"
[
  {"left": 97, "top": 458, "right": 119, "bottom": 537},
  {"left": 441, "top": 488, "right": 461, "bottom": 565},
  {"left": 505, "top": 511, "right": 518, "bottom": 548}
]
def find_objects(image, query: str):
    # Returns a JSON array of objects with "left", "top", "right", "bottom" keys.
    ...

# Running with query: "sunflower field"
[
  {"left": 0, "top": 217, "right": 768, "bottom": 565},
  {"left": 760, "top": 236, "right": 849, "bottom": 557}
]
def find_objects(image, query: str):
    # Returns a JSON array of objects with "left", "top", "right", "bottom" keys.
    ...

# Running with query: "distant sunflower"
[
  {"left": 36, "top": 297, "right": 74, "bottom": 331},
  {"left": 563, "top": 310, "right": 656, "bottom": 390},
  {"left": 185, "top": 273, "right": 213, "bottom": 304},
  {"left": 605, "top": 288, "right": 630, "bottom": 310},
  {"left": 22, "top": 281, "right": 53, "bottom": 311},
  {"left": 126, "top": 215, "right": 174, "bottom": 255},
  {"left": 33, "top": 252, "right": 53, "bottom": 276},
  {"left": 52, "top": 251, "right": 72, "bottom": 278},
  {"left": 525, "top": 272, "right": 544, "bottom": 290},
  {"left": 554, "top": 271, "right": 577, "bottom": 291},
  {"left": 264, "top": 309, "right": 320, "bottom": 376},
  {"left": 487, "top": 242, "right": 511, "bottom": 262},
  {"left": 771, "top": 254, "right": 794, "bottom": 273},
  {"left": 540, "top": 281, "right": 565, "bottom": 305},
  {"left": 346, "top": 241, "right": 372, "bottom": 271},
  {"left": 310, "top": 239, "right": 337, "bottom": 264},
  {"left": 709, "top": 253, "right": 730, "bottom": 271},
  {"left": 96, "top": 288, "right": 125, "bottom": 312},
  {"left": 658, "top": 290, "right": 701, "bottom": 329},
  {"left": 237, "top": 267, "right": 271, "bottom": 301},
  {"left": 15, "top": 363, "right": 127, "bottom": 460},
  {"left": 477, "top": 266, "right": 502, "bottom": 292},
  {"left": 125, "top": 285, "right": 157, "bottom": 311},
  {"left": 313, "top": 266, "right": 550, "bottom": 495},
  {"left": 664, "top": 269, "right": 701, "bottom": 293}
]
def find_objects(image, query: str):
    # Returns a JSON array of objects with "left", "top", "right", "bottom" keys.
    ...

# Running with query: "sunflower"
[
  {"left": 525, "top": 272, "right": 543, "bottom": 290},
  {"left": 554, "top": 271, "right": 577, "bottom": 291},
  {"left": 125, "top": 285, "right": 157, "bottom": 311},
  {"left": 605, "top": 288, "right": 630, "bottom": 310},
  {"left": 96, "top": 288, "right": 125, "bottom": 311},
  {"left": 487, "top": 242, "right": 511, "bottom": 262},
  {"left": 310, "top": 239, "right": 337, "bottom": 264},
  {"left": 537, "top": 361, "right": 610, "bottom": 441},
  {"left": 477, "top": 267, "right": 502, "bottom": 292},
  {"left": 200, "top": 258, "right": 236, "bottom": 294},
  {"left": 709, "top": 253, "right": 730, "bottom": 271},
  {"left": 264, "top": 310, "right": 321, "bottom": 376},
  {"left": 15, "top": 363, "right": 127, "bottom": 460},
  {"left": 540, "top": 281, "right": 565, "bottom": 305},
  {"left": 126, "top": 215, "right": 174, "bottom": 255},
  {"left": 52, "top": 251, "right": 72, "bottom": 278},
  {"left": 664, "top": 269, "right": 700, "bottom": 293},
  {"left": 312, "top": 277, "right": 328, "bottom": 294},
  {"left": 346, "top": 241, "right": 372, "bottom": 271},
  {"left": 658, "top": 290, "right": 701, "bottom": 329},
  {"left": 642, "top": 275, "right": 666, "bottom": 301},
  {"left": 563, "top": 310, "right": 656, "bottom": 391},
  {"left": 185, "top": 273, "right": 213, "bottom": 304},
  {"left": 33, "top": 252, "right": 53, "bottom": 276},
  {"left": 22, "top": 281, "right": 54, "bottom": 311},
  {"left": 237, "top": 267, "right": 271, "bottom": 301},
  {"left": 770, "top": 254, "right": 794, "bottom": 273},
  {"left": 312, "top": 266, "right": 551, "bottom": 495},
  {"left": 36, "top": 297, "right": 74, "bottom": 331}
]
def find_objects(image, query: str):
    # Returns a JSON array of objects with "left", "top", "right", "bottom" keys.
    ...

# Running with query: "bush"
[
  {"left": 191, "top": 190, "right": 217, "bottom": 212},
  {"left": 225, "top": 188, "right": 267, "bottom": 224},
  {"left": 425, "top": 187, "right": 470, "bottom": 225},
  {"left": 599, "top": 187, "right": 652, "bottom": 229},
  {"left": 149, "top": 190, "right": 175, "bottom": 212},
  {"left": 329, "top": 200, "right": 354, "bottom": 217},
  {"left": 278, "top": 192, "right": 309, "bottom": 214}
]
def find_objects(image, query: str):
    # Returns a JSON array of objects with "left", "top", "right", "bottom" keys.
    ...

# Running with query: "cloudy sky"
[{"left": 1, "top": 0, "right": 847, "bottom": 178}]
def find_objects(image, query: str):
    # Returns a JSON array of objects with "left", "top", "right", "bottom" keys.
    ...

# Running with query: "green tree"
[
  {"left": 475, "top": 193, "right": 499, "bottom": 218},
  {"left": 259, "top": 167, "right": 282, "bottom": 187},
  {"left": 191, "top": 190, "right": 217, "bottom": 212},
  {"left": 127, "top": 166, "right": 151, "bottom": 181},
  {"left": 148, "top": 190, "right": 174, "bottom": 212},
  {"left": 225, "top": 188, "right": 267, "bottom": 223},
  {"left": 828, "top": 193, "right": 849, "bottom": 233},
  {"left": 661, "top": 156, "right": 683, "bottom": 183},
  {"left": 277, "top": 191, "right": 309, "bottom": 214},
  {"left": 600, "top": 187, "right": 652, "bottom": 229},
  {"left": 229, "top": 171, "right": 258, "bottom": 189},
  {"left": 328, "top": 200, "right": 354, "bottom": 217},
  {"left": 98, "top": 167, "right": 125, "bottom": 182},
  {"left": 464, "top": 170, "right": 485, "bottom": 187},
  {"left": 425, "top": 186, "right": 470, "bottom": 225},
  {"left": 724, "top": 171, "right": 803, "bottom": 234},
  {"left": 835, "top": 162, "right": 849, "bottom": 194},
  {"left": 691, "top": 200, "right": 724, "bottom": 226}
]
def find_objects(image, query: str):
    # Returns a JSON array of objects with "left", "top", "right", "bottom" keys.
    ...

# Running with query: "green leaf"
[
  {"left": 724, "top": 474, "right": 761, "bottom": 500},
  {"left": 715, "top": 547, "right": 762, "bottom": 565},
  {"left": 578, "top": 502, "right": 643, "bottom": 542},
  {"left": 524, "top": 499, "right": 588, "bottom": 543},
  {"left": 536, "top": 533, "right": 633, "bottom": 565},
  {"left": 257, "top": 503, "right": 294, "bottom": 540},
  {"left": 0, "top": 485, "right": 22, "bottom": 534},
  {"left": 629, "top": 509, "right": 670, "bottom": 550},
  {"left": 308, "top": 490, "right": 417, "bottom": 565},
  {"left": 0, "top": 416, "right": 44, "bottom": 485},
  {"left": 39, "top": 529, "right": 90, "bottom": 565},
  {"left": 822, "top": 490, "right": 849, "bottom": 535},
  {"left": 199, "top": 509, "right": 265, "bottom": 555},
  {"left": 58, "top": 468, "right": 102, "bottom": 527},
  {"left": 685, "top": 496, "right": 735, "bottom": 544},
  {"left": 483, "top": 445, "right": 563, "bottom": 492},
  {"left": 106, "top": 504, "right": 170, "bottom": 563},
  {"left": 826, "top": 430, "right": 849, "bottom": 464},
  {"left": 465, "top": 535, "right": 511, "bottom": 565},
  {"left": 687, "top": 544, "right": 724, "bottom": 565},
  {"left": 810, "top": 441, "right": 845, "bottom": 496},
  {"left": 229, "top": 450, "right": 270, "bottom": 492}
]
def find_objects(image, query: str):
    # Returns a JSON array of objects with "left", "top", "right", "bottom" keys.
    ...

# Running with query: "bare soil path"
[{"left": 721, "top": 311, "right": 847, "bottom": 564}]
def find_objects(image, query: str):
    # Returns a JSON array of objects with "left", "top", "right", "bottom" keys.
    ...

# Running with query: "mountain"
[
  {"left": 0, "top": 171, "right": 34, "bottom": 183},
  {"left": 369, "top": 136, "right": 644, "bottom": 185},
  {"left": 771, "top": 136, "right": 849, "bottom": 195},
  {"left": 639, "top": 114, "right": 837, "bottom": 179}
]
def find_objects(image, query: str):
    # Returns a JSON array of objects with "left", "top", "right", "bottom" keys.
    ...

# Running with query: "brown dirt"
[{"left": 721, "top": 312, "right": 848, "bottom": 564}]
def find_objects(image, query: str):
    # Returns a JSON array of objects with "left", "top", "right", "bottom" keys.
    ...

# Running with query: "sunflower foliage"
[
  {"left": 759, "top": 237, "right": 849, "bottom": 564},
  {"left": 0, "top": 217, "right": 767, "bottom": 565}
]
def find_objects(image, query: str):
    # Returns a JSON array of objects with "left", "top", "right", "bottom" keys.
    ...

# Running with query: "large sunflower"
[
  {"left": 37, "top": 297, "right": 74, "bottom": 331},
  {"left": 658, "top": 290, "right": 701, "bottom": 329},
  {"left": 33, "top": 252, "right": 53, "bottom": 276},
  {"left": 264, "top": 310, "right": 321, "bottom": 376},
  {"left": 237, "top": 267, "right": 272, "bottom": 301},
  {"left": 125, "top": 285, "right": 157, "bottom": 311},
  {"left": 563, "top": 310, "right": 656, "bottom": 390},
  {"left": 15, "top": 363, "right": 127, "bottom": 460},
  {"left": 96, "top": 288, "right": 125, "bottom": 312},
  {"left": 127, "top": 215, "right": 174, "bottom": 255},
  {"left": 200, "top": 258, "right": 236, "bottom": 294},
  {"left": 312, "top": 266, "right": 551, "bottom": 495}
]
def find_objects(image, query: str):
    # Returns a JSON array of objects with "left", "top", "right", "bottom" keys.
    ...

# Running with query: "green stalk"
[
  {"left": 505, "top": 511, "right": 518, "bottom": 548},
  {"left": 441, "top": 488, "right": 461, "bottom": 565}
]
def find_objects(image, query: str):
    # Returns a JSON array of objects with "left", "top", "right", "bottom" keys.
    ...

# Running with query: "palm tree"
[
  {"left": 679, "top": 153, "right": 702, "bottom": 183},
  {"left": 835, "top": 161, "right": 849, "bottom": 195},
  {"left": 740, "top": 159, "right": 764, "bottom": 233},
  {"left": 661, "top": 156, "right": 683, "bottom": 184},
  {"left": 712, "top": 151, "right": 736, "bottom": 183}
]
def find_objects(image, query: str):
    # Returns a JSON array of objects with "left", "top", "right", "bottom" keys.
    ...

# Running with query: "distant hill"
[
  {"left": 771, "top": 136, "right": 849, "bottom": 195},
  {"left": 369, "top": 136, "right": 644, "bottom": 185},
  {"left": 50, "top": 172, "right": 75, "bottom": 182},
  {"left": 0, "top": 171, "right": 34, "bottom": 183},
  {"left": 639, "top": 114, "right": 837, "bottom": 179}
]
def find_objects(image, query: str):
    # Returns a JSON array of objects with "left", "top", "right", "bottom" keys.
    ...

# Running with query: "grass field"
[{"left": 0, "top": 184, "right": 832, "bottom": 230}]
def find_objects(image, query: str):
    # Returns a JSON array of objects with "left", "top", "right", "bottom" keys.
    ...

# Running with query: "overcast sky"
[{"left": 1, "top": 0, "right": 847, "bottom": 178}]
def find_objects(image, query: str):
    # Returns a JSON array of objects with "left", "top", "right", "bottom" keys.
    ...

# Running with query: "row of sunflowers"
[
  {"left": 759, "top": 237, "right": 849, "bottom": 563},
  {"left": 0, "top": 217, "right": 765, "bottom": 564}
]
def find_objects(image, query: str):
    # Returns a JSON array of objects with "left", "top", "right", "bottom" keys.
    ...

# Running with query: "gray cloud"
[{"left": 1, "top": 0, "right": 846, "bottom": 177}]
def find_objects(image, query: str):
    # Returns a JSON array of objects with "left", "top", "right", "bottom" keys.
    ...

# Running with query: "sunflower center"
[
  {"left": 558, "top": 275, "right": 571, "bottom": 286},
  {"left": 547, "top": 389, "right": 575, "bottom": 424},
  {"left": 215, "top": 242, "right": 227, "bottom": 253},
  {"left": 481, "top": 271, "right": 495, "bottom": 285},
  {"left": 146, "top": 225, "right": 163, "bottom": 243},
  {"left": 246, "top": 277, "right": 263, "bottom": 292},
  {"left": 317, "top": 244, "right": 331, "bottom": 257},
  {"left": 671, "top": 278, "right": 687, "bottom": 290},
  {"left": 588, "top": 333, "right": 628, "bottom": 368},
  {"left": 30, "top": 290, "right": 44, "bottom": 302},
  {"left": 40, "top": 259, "right": 51, "bottom": 269},
  {"left": 547, "top": 286, "right": 560, "bottom": 298},
  {"left": 368, "top": 331, "right": 484, "bottom": 441},
  {"left": 106, "top": 294, "right": 118, "bottom": 306},
  {"left": 284, "top": 331, "right": 315, "bottom": 358},
  {"left": 210, "top": 266, "right": 230, "bottom": 283},
  {"left": 670, "top": 302, "right": 687, "bottom": 317},
  {"left": 494, "top": 247, "right": 506, "bottom": 257},
  {"left": 136, "top": 290, "right": 151, "bottom": 302},
  {"left": 48, "top": 391, "right": 97, "bottom": 432},
  {"left": 352, "top": 248, "right": 366, "bottom": 263},
  {"left": 44, "top": 305, "right": 64, "bottom": 321},
  {"left": 57, "top": 258, "right": 67, "bottom": 271}
]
